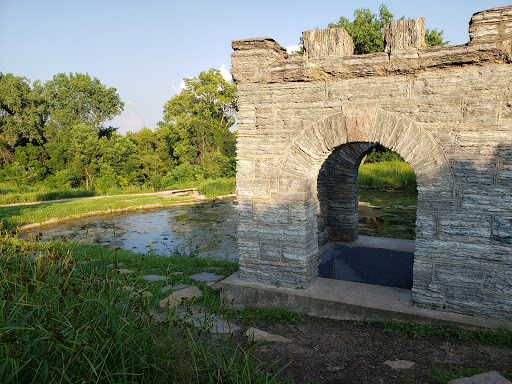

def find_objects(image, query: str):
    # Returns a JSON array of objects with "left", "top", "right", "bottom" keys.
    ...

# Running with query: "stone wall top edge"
[
  {"left": 231, "top": 44, "right": 510, "bottom": 84},
  {"left": 232, "top": 37, "right": 287, "bottom": 53},
  {"left": 470, "top": 5, "right": 512, "bottom": 19}
]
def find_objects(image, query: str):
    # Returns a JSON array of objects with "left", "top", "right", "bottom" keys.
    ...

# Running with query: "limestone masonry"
[{"left": 232, "top": 6, "right": 512, "bottom": 320}]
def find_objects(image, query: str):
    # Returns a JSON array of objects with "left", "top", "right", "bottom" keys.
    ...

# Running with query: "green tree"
[
  {"left": 161, "top": 68, "right": 237, "bottom": 178},
  {"left": 43, "top": 72, "right": 124, "bottom": 132},
  {"left": 329, "top": 4, "right": 394, "bottom": 54},
  {"left": 0, "top": 73, "right": 48, "bottom": 155},
  {"left": 425, "top": 28, "right": 449, "bottom": 46}
]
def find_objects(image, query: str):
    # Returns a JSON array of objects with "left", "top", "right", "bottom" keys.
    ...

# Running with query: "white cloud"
[
  {"left": 219, "top": 64, "right": 232, "bottom": 81},
  {"left": 286, "top": 44, "right": 301, "bottom": 53},
  {"left": 111, "top": 109, "right": 144, "bottom": 134},
  {"left": 172, "top": 80, "right": 186, "bottom": 94},
  {"left": 124, "top": 99, "right": 136, "bottom": 106}
]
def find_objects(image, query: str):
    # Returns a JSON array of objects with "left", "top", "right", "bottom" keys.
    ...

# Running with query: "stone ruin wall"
[{"left": 232, "top": 6, "right": 512, "bottom": 320}]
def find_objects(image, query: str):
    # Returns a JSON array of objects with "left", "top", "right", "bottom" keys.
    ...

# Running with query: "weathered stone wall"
[{"left": 233, "top": 6, "right": 512, "bottom": 320}]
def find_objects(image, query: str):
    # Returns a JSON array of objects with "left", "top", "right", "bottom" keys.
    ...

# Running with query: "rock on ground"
[
  {"left": 448, "top": 371, "right": 512, "bottom": 384},
  {"left": 245, "top": 327, "right": 292, "bottom": 343},
  {"left": 189, "top": 272, "right": 224, "bottom": 282},
  {"left": 383, "top": 360, "right": 416, "bottom": 370},
  {"left": 159, "top": 286, "right": 203, "bottom": 308},
  {"left": 142, "top": 274, "right": 167, "bottom": 282}
]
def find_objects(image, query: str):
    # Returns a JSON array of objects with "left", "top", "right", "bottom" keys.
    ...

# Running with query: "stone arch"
[
  {"left": 279, "top": 104, "right": 453, "bottom": 191},
  {"left": 278, "top": 103, "right": 454, "bottom": 257}
]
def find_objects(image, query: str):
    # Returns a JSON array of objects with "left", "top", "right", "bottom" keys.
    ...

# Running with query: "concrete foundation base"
[{"left": 219, "top": 272, "right": 512, "bottom": 331}]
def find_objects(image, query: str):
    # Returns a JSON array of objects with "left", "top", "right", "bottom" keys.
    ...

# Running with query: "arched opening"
[
  {"left": 317, "top": 141, "right": 418, "bottom": 289},
  {"left": 264, "top": 107, "right": 454, "bottom": 290},
  {"left": 357, "top": 144, "right": 417, "bottom": 240}
]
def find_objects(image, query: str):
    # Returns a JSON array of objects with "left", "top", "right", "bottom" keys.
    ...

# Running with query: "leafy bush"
[
  {"left": 364, "top": 144, "right": 404, "bottom": 163},
  {"left": 198, "top": 177, "right": 236, "bottom": 197}
]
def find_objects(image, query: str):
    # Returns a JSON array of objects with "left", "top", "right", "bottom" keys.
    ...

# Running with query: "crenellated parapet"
[
  {"left": 231, "top": 8, "right": 511, "bottom": 85},
  {"left": 469, "top": 6, "right": 512, "bottom": 55}
]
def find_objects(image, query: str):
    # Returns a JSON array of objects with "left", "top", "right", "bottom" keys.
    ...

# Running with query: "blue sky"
[{"left": 1, "top": 0, "right": 508, "bottom": 134}]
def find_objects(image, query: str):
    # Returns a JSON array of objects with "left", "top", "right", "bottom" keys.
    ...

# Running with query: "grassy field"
[
  {"left": 2, "top": 235, "right": 510, "bottom": 384},
  {"left": 197, "top": 177, "right": 235, "bottom": 197},
  {"left": 0, "top": 177, "right": 236, "bottom": 206},
  {"left": 358, "top": 161, "right": 417, "bottom": 192},
  {"left": 0, "top": 194, "right": 203, "bottom": 230},
  {"left": 0, "top": 178, "right": 236, "bottom": 231},
  {"left": 0, "top": 188, "right": 96, "bottom": 205},
  {"left": 0, "top": 234, "right": 290, "bottom": 383}
]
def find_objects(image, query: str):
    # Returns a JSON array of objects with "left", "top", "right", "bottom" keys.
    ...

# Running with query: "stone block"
[
  {"left": 252, "top": 202, "right": 289, "bottom": 224},
  {"left": 432, "top": 263, "right": 484, "bottom": 289},
  {"left": 460, "top": 185, "right": 512, "bottom": 214},
  {"left": 412, "top": 259, "right": 433, "bottom": 285},
  {"left": 282, "top": 241, "right": 317, "bottom": 263},
  {"left": 289, "top": 202, "right": 315, "bottom": 224},
  {"left": 383, "top": 18, "right": 426, "bottom": 53},
  {"left": 451, "top": 159, "right": 499, "bottom": 186},
  {"left": 483, "top": 268, "right": 512, "bottom": 295},
  {"left": 312, "top": 113, "right": 347, "bottom": 152},
  {"left": 260, "top": 243, "right": 281, "bottom": 262},
  {"left": 237, "top": 239, "right": 260, "bottom": 262},
  {"left": 470, "top": 6, "right": 512, "bottom": 57},
  {"left": 498, "top": 160, "right": 512, "bottom": 186},
  {"left": 239, "top": 261, "right": 313, "bottom": 287},
  {"left": 236, "top": 158, "right": 254, "bottom": 178},
  {"left": 236, "top": 179, "right": 270, "bottom": 199},
  {"left": 492, "top": 215, "right": 512, "bottom": 244},
  {"left": 448, "top": 370, "right": 512, "bottom": 384},
  {"left": 415, "top": 213, "right": 438, "bottom": 237},
  {"left": 303, "top": 27, "right": 354, "bottom": 58},
  {"left": 463, "top": 93, "right": 500, "bottom": 123},
  {"left": 416, "top": 238, "right": 512, "bottom": 266},
  {"left": 237, "top": 199, "right": 253, "bottom": 221},
  {"left": 438, "top": 214, "right": 492, "bottom": 241},
  {"left": 254, "top": 158, "right": 282, "bottom": 178},
  {"left": 238, "top": 221, "right": 313, "bottom": 244}
]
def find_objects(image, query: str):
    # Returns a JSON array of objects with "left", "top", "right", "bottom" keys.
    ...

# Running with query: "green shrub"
[
  {"left": 198, "top": 177, "right": 236, "bottom": 197},
  {"left": 364, "top": 144, "right": 404, "bottom": 163}
]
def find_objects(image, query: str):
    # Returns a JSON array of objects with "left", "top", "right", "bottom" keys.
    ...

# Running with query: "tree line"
[
  {"left": 0, "top": 4, "right": 447, "bottom": 192},
  {"left": 0, "top": 69, "right": 236, "bottom": 191}
]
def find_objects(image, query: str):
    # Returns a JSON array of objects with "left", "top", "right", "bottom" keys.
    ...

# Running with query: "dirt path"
[{"left": 241, "top": 317, "right": 512, "bottom": 384}]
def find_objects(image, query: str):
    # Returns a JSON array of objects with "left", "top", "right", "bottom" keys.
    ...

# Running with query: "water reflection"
[{"left": 20, "top": 198, "right": 239, "bottom": 260}]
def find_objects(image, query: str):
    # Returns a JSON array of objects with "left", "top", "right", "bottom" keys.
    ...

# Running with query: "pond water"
[
  {"left": 19, "top": 192, "right": 416, "bottom": 261},
  {"left": 21, "top": 198, "right": 239, "bottom": 260}
]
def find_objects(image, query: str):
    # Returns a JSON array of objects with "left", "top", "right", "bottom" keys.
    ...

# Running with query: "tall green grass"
[
  {"left": 0, "top": 177, "right": 235, "bottom": 206},
  {"left": 358, "top": 161, "right": 417, "bottom": 192},
  {"left": 198, "top": 177, "right": 236, "bottom": 197},
  {"left": 0, "top": 194, "right": 200, "bottom": 230},
  {"left": 0, "top": 189, "right": 96, "bottom": 205},
  {"left": 0, "top": 235, "right": 284, "bottom": 384}
]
